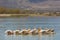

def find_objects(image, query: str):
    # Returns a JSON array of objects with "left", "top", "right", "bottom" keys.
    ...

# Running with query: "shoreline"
[{"left": 0, "top": 14, "right": 60, "bottom": 18}]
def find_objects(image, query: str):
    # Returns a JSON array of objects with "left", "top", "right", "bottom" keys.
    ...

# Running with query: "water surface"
[{"left": 0, "top": 16, "right": 60, "bottom": 40}]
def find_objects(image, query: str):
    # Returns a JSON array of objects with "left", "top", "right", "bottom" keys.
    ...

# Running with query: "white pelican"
[
  {"left": 46, "top": 29, "right": 54, "bottom": 34},
  {"left": 40, "top": 29, "right": 54, "bottom": 34},
  {"left": 29, "top": 28, "right": 38, "bottom": 35},
  {"left": 14, "top": 30, "right": 21, "bottom": 35},
  {"left": 37, "top": 28, "right": 50, "bottom": 34},
  {"left": 29, "top": 28, "right": 36, "bottom": 33},
  {"left": 5, "top": 30, "right": 14, "bottom": 35},
  {"left": 20, "top": 29, "right": 29, "bottom": 35}
]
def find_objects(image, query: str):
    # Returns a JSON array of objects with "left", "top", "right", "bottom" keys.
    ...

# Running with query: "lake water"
[{"left": 0, "top": 16, "right": 60, "bottom": 40}]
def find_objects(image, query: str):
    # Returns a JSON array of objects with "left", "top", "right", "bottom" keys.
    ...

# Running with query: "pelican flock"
[{"left": 5, "top": 28, "right": 54, "bottom": 35}]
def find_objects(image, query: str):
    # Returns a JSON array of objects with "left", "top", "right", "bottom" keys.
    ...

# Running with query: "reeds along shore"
[{"left": 5, "top": 28, "right": 54, "bottom": 35}]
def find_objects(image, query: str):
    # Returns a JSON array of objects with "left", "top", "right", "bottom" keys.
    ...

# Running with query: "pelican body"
[
  {"left": 14, "top": 30, "right": 21, "bottom": 35},
  {"left": 5, "top": 30, "right": 14, "bottom": 35}
]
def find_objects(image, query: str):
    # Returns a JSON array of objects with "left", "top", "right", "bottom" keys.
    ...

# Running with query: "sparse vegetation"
[{"left": 0, "top": 7, "right": 60, "bottom": 17}]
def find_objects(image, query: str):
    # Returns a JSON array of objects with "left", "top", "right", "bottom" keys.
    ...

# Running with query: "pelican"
[
  {"left": 46, "top": 29, "right": 54, "bottom": 34},
  {"left": 14, "top": 30, "right": 21, "bottom": 35},
  {"left": 37, "top": 28, "right": 50, "bottom": 34},
  {"left": 40, "top": 29, "right": 54, "bottom": 34},
  {"left": 29, "top": 28, "right": 38, "bottom": 35},
  {"left": 5, "top": 30, "right": 14, "bottom": 35},
  {"left": 20, "top": 29, "right": 30, "bottom": 35},
  {"left": 37, "top": 28, "right": 42, "bottom": 34}
]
